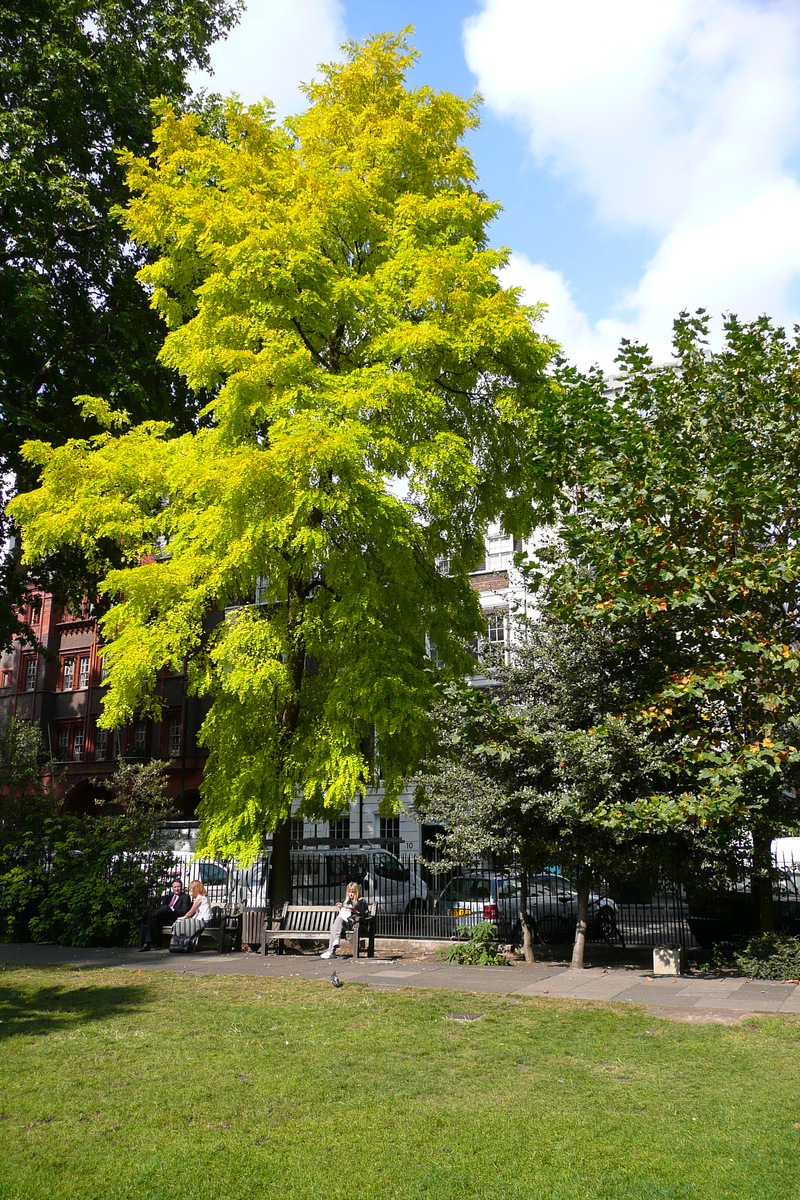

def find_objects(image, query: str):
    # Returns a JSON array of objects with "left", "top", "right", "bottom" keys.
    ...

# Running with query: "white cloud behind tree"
[
  {"left": 466, "top": 0, "right": 800, "bottom": 366},
  {"left": 189, "top": 0, "right": 346, "bottom": 117}
]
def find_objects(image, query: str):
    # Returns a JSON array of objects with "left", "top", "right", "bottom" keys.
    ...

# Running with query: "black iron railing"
[{"left": 133, "top": 846, "right": 800, "bottom": 949}]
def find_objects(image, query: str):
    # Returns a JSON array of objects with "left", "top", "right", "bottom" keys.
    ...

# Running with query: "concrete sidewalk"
[{"left": 3, "top": 941, "right": 800, "bottom": 1023}]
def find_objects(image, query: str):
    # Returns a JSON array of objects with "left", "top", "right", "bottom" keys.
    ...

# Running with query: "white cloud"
[
  {"left": 467, "top": 0, "right": 800, "bottom": 366},
  {"left": 501, "top": 254, "right": 628, "bottom": 370},
  {"left": 189, "top": 0, "right": 347, "bottom": 117}
]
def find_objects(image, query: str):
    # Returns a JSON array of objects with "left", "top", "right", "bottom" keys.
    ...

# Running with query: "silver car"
[
  {"left": 526, "top": 873, "right": 618, "bottom": 943},
  {"left": 434, "top": 870, "right": 619, "bottom": 944}
]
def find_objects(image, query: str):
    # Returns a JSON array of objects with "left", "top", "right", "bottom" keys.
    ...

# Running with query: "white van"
[
  {"left": 156, "top": 851, "right": 233, "bottom": 906},
  {"left": 233, "top": 848, "right": 428, "bottom": 915}
]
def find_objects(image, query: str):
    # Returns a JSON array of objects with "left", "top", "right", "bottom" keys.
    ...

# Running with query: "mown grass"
[{"left": 1, "top": 964, "right": 799, "bottom": 1200}]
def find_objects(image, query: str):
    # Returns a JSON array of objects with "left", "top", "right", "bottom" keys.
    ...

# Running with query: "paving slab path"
[{"left": 2, "top": 941, "right": 799, "bottom": 1024}]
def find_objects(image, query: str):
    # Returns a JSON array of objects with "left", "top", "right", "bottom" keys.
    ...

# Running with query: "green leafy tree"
[
  {"left": 10, "top": 34, "right": 559, "bottom": 906},
  {"left": 0, "top": 0, "right": 242, "bottom": 646},
  {"left": 417, "top": 615, "right": 670, "bottom": 967},
  {"left": 539, "top": 312, "right": 800, "bottom": 928}
]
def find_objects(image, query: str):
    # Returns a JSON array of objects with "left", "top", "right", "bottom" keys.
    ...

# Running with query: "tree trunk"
[
  {"left": 752, "top": 826, "right": 775, "bottom": 933},
  {"left": 268, "top": 576, "right": 306, "bottom": 915},
  {"left": 270, "top": 815, "right": 292, "bottom": 912},
  {"left": 570, "top": 876, "right": 591, "bottom": 969},
  {"left": 519, "top": 869, "right": 536, "bottom": 964}
]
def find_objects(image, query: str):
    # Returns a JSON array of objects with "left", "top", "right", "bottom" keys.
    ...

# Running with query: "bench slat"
[{"left": 262, "top": 903, "right": 376, "bottom": 959}]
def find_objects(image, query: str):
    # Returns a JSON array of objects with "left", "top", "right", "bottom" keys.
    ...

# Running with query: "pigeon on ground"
[{"left": 330, "top": 969, "right": 342, "bottom": 988}]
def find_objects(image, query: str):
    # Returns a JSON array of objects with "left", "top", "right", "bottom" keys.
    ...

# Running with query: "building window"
[
  {"left": 95, "top": 728, "right": 107, "bottom": 761},
  {"left": 329, "top": 815, "right": 350, "bottom": 847},
  {"left": 56, "top": 727, "right": 68, "bottom": 760},
  {"left": 1, "top": 668, "right": 10, "bottom": 689},
  {"left": 100, "top": 657, "right": 109, "bottom": 682},
  {"left": 168, "top": 716, "right": 182, "bottom": 757},
  {"left": 78, "top": 657, "right": 90, "bottom": 690},
  {"left": 112, "top": 729, "right": 121, "bottom": 760},
  {"left": 62, "top": 658, "right": 75, "bottom": 690},
  {"left": 290, "top": 817, "right": 304, "bottom": 847},
  {"left": 379, "top": 816, "right": 401, "bottom": 857},
  {"left": 486, "top": 611, "right": 506, "bottom": 644},
  {"left": 473, "top": 611, "right": 507, "bottom": 669},
  {"left": 25, "top": 658, "right": 37, "bottom": 691},
  {"left": 73, "top": 728, "right": 84, "bottom": 761},
  {"left": 133, "top": 722, "right": 146, "bottom": 755}
]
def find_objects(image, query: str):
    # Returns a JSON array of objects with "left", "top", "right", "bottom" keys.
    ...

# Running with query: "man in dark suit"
[{"left": 139, "top": 876, "right": 191, "bottom": 950}]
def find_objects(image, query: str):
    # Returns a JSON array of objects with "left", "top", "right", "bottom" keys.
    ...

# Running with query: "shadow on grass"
[{"left": 0, "top": 978, "right": 152, "bottom": 1040}]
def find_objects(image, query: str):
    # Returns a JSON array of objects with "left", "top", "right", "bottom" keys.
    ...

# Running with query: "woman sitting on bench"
[
  {"left": 321, "top": 881, "right": 368, "bottom": 959},
  {"left": 170, "top": 880, "right": 212, "bottom": 942}
]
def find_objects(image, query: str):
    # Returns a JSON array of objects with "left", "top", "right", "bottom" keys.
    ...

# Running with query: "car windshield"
[
  {"left": 199, "top": 862, "right": 228, "bottom": 886},
  {"left": 441, "top": 877, "right": 491, "bottom": 902},
  {"left": 372, "top": 853, "right": 409, "bottom": 882}
]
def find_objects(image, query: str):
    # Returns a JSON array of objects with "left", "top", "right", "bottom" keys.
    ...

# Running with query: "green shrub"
[
  {"left": 1, "top": 724, "right": 173, "bottom": 947},
  {"left": 733, "top": 932, "right": 800, "bottom": 980},
  {"left": 441, "top": 921, "right": 509, "bottom": 966}
]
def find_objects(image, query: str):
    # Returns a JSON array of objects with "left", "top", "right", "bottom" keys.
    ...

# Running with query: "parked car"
[
  {"left": 526, "top": 873, "right": 619, "bottom": 944},
  {"left": 154, "top": 852, "right": 233, "bottom": 906},
  {"left": 232, "top": 848, "right": 429, "bottom": 915},
  {"left": 434, "top": 870, "right": 619, "bottom": 944},
  {"left": 434, "top": 872, "right": 521, "bottom": 940}
]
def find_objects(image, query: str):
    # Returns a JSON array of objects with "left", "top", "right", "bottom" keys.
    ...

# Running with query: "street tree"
[
  {"left": 0, "top": 0, "right": 242, "bottom": 646},
  {"left": 10, "top": 34, "right": 559, "bottom": 906},
  {"left": 416, "top": 614, "right": 671, "bottom": 968},
  {"left": 539, "top": 312, "right": 800, "bottom": 926}
]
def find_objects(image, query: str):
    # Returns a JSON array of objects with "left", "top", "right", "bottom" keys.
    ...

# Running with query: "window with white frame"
[
  {"left": 379, "top": 816, "right": 401, "bottom": 857},
  {"left": 112, "top": 729, "right": 121, "bottom": 760},
  {"left": 168, "top": 716, "right": 182, "bottom": 757},
  {"left": 426, "top": 633, "right": 447, "bottom": 668},
  {"left": 78, "top": 657, "right": 90, "bottom": 690},
  {"left": 62, "top": 658, "right": 75, "bottom": 690},
  {"left": 486, "top": 611, "right": 506, "bottom": 644},
  {"left": 329, "top": 815, "right": 350, "bottom": 846},
  {"left": 95, "top": 728, "right": 107, "bottom": 761},
  {"left": 475, "top": 610, "right": 507, "bottom": 667},
  {"left": 25, "top": 658, "right": 37, "bottom": 691},
  {"left": 290, "top": 817, "right": 304, "bottom": 847},
  {"left": 72, "top": 728, "right": 84, "bottom": 761}
]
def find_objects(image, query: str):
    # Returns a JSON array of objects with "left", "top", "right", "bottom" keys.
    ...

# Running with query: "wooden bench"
[
  {"left": 261, "top": 903, "right": 376, "bottom": 959},
  {"left": 161, "top": 905, "right": 243, "bottom": 954}
]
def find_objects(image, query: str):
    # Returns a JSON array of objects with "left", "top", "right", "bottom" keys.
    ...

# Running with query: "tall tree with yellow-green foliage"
[{"left": 11, "top": 32, "right": 560, "bottom": 905}]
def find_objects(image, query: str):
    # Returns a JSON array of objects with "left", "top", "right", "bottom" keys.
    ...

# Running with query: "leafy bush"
[
  {"left": 441, "top": 921, "right": 509, "bottom": 966},
  {"left": 733, "top": 932, "right": 800, "bottom": 981},
  {"left": 1, "top": 719, "right": 174, "bottom": 947}
]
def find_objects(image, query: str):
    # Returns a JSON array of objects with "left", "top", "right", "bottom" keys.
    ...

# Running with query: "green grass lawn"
[{"left": 1, "top": 965, "right": 799, "bottom": 1200}]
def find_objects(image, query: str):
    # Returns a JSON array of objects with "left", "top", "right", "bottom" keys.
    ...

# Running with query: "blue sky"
[{"left": 190, "top": 0, "right": 800, "bottom": 369}]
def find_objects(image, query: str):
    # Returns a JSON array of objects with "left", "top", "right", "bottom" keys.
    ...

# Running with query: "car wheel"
[
  {"left": 405, "top": 898, "right": 425, "bottom": 916},
  {"left": 594, "top": 905, "right": 617, "bottom": 941}
]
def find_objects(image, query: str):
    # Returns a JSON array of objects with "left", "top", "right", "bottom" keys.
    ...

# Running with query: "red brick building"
[{"left": 0, "top": 591, "right": 206, "bottom": 814}]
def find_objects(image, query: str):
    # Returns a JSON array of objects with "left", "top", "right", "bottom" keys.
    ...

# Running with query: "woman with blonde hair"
[
  {"left": 321, "top": 881, "right": 367, "bottom": 959},
  {"left": 170, "top": 879, "right": 213, "bottom": 943}
]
